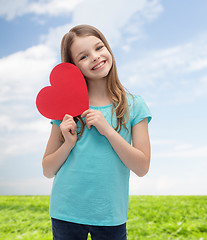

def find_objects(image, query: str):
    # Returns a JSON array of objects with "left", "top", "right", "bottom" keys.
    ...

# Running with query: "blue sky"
[{"left": 0, "top": 0, "right": 207, "bottom": 195}]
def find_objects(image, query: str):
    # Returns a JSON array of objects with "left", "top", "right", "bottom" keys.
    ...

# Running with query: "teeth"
[{"left": 93, "top": 61, "right": 105, "bottom": 70}]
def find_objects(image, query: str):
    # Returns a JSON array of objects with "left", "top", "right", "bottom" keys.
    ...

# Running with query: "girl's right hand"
[{"left": 60, "top": 114, "right": 77, "bottom": 147}]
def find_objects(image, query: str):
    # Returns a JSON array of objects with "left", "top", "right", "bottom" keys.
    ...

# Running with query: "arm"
[
  {"left": 106, "top": 118, "right": 151, "bottom": 177},
  {"left": 42, "top": 115, "right": 77, "bottom": 179}
]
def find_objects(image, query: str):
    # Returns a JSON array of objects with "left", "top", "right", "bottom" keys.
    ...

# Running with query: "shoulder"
[
  {"left": 126, "top": 93, "right": 152, "bottom": 126},
  {"left": 126, "top": 93, "right": 146, "bottom": 109}
]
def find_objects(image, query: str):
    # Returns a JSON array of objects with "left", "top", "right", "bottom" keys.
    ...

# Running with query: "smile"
[{"left": 92, "top": 61, "right": 106, "bottom": 70}]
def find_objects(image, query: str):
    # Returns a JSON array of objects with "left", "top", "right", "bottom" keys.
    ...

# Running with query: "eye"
[
  {"left": 96, "top": 45, "right": 103, "bottom": 51},
  {"left": 80, "top": 55, "right": 87, "bottom": 60}
]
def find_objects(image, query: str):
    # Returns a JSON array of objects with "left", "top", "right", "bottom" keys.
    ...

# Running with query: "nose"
[{"left": 91, "top": 51, "right": 100, "bottom": 62}]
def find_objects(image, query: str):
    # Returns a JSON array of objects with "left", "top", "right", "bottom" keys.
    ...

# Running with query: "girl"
[{"left": 42, "top": 24, "right": 152, "bottom": 240}]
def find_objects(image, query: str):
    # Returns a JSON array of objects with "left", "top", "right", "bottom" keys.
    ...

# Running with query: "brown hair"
[{"left": 60, "top": 24, "right": 132, "bottom": 141}]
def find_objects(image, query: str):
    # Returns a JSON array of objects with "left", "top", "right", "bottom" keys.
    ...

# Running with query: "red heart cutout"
[{"left": 36, "top": 63, "right": 89, "bottom": 120}]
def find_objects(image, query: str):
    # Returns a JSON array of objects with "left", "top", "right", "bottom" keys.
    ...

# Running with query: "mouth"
[{"left": 92, "top": 60, "right": 106, "bottom": 70}]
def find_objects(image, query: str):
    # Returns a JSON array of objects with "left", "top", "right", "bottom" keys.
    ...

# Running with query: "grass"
[{"left": 0, "top": 195, "right": 206, "bottom": 240}]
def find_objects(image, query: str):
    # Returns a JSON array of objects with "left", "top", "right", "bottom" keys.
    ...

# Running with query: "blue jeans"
[{"left": 51, "top": 218, "right": 127, "bottom": 240}]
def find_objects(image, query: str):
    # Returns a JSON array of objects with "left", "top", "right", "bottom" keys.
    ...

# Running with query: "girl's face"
[{"left": 71, "top": 36, "right": 113, "bottom": 81}]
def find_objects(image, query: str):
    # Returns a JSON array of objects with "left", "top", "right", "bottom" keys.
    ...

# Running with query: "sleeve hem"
[
  {"left": 50, "top": 120, "right": 61, "bottom": 127},
  {"left": 131, "top": 115, "right": 152, "bottom": 127}
]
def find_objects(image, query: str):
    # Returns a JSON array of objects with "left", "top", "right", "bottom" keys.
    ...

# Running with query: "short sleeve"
[
  {"left": 50, "top": 119, "right": 61, "bottom": 127},
  {"left": 131, "top": 95, "right": 152, "bottom": 127}
]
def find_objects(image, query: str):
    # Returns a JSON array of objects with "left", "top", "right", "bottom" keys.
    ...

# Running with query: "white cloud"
[
  {"left": 72, "top": 0, "right": 163, "bottom": 47},
  {"left": 174, "top": 143, "right": 193, "bottom": 151},
  {"left": 0, "top": 0, "right": 163, "bottom": 29},
  {"left": 153, "top": 144, "right": 207, "bottom": 159},
  {"left": 0, "top": 44, "right": 57, "bottom": 166},
  {"left": 150, "top": 137, "right": 207, "bottom": 160},
  {"left": 194, "top": 75, "right": 207, "bottom": 97},
  {"left": 0, "top": 44, "right": 57, "bottom": 104},
  {"left": 129, "top": 172, "right": 207, "bottom": 195},
  {"left": 119, "top": 33, "right": 207, "bottom": 104},
  {"left": 121, "top": 39, "right": 207, "bottom": 87},
  {"left": 40, "top": 23, "right": 73, "bottom": 49},
  {"left": 37, "top": 0, "right": 163, "bottom": 54},
  {"left": 0, "top": 0, "right": 27, "bottom": 21},
  {"left": 0, "top": 177, "right": 53, "bottom": 195},
  {"left": 151, "top": 139, "right": 176, "bottom": 146},
  {"left": 0, "top": 0, "right": 84, "bottom": 20},
  {"left": 0, "top": 118, "right": 51, "bottom": 166},
  {"left": 28, "top": 0, "right": 84, "bottom": 16}
]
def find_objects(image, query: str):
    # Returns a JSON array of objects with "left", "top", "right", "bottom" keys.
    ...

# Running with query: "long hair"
[{"left": 60, "top": 24, "right": 132, "bottom": 141}]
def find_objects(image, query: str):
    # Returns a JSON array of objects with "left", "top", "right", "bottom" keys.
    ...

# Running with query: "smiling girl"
[{"left": 42, "top": 24, "right": 152, "bottom": 240}]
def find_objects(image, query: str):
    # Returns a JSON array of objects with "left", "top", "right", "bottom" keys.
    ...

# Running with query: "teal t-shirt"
[{"left": 49, "top": 94, "right": 152, "bottom": 226}]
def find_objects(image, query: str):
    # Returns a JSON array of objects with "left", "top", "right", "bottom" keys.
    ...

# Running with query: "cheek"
[
  {"left": 75, "top": 62, "right": 87, "bottom": 74},
  {"left": 80, "top": 64, "right": 89, "bottom": 74},
  {"left": 106, "top": 51, "right": 112, "bottom": 63},
  {"left": 107, "top": 54, "right": 113, "bottom": 67},
  {"left": 77, "top": 64, "right": 91, "bottom": 78}
]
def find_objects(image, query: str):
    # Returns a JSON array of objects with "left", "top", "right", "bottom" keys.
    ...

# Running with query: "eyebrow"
[{"left": 75, "top": 41, "right": 103, "bottom": 59}]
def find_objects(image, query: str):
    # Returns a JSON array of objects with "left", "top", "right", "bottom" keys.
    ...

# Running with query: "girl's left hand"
[{"left": 81, "top": 109, "right": 113, "bottom": 137}]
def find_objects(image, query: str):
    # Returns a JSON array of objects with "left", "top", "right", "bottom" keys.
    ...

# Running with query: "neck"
[{"left": 87, "top": 77, "right": 110, "bottom": 104}]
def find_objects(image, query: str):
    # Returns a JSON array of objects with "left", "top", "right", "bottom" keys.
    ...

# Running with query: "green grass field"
[{"left": 0, "top": 195, "right": 206, "bottom": 240}]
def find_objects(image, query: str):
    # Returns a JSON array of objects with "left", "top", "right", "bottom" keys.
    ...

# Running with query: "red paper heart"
[{"left": 36, "top": 63, "right": 89, "bottom": 120}]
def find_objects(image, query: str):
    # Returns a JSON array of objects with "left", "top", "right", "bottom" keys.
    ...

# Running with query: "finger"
[
  {"left": 63, "top": 122, "right": 76, "bottom": 129},
  {"left": 85, "top": 112, "right": 96, "bottom": 117},
  {"left": 63, "top": 119, "right": 77, "bottom": 130},
  {"left": 86, "top": 119, "right": 96, "bottom": 130},
  {"left": 71, "top": 123, "right": 77, "bottom": 134},
  {"left": 83, "top": 113, "right": 96, "bottom": 125},
  {"left": 85, "top": 116, "right": 97, "bottom": 129},
  {"left": 62, "top": 126, "right": 76, "bottom": 136},
  {"left": 61, "top": 119, "right": 76, "bottom": 130},
  {"left": 64, "top": 118, "right": 76, "bottom": 125},
  {"left": 85, "top": 116, "right": 96, "bottom": 124},
  {"left": 85, "top": 121, "right": 91, "bottom": 130},
  {"left": 81, "top": 109, "right": 93, "bottom": 118},
  {"left": 63, "top": 114, "right": 73, "bottom": 121},
  {"left": 71, "top": 129, "right": 77, "bottom": 135},
  {"left": 84, "top": 117, "right": 90, "bottom": 130},
  {"left": 65, "top": 122, "right": 77, "bottom": 132}
]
